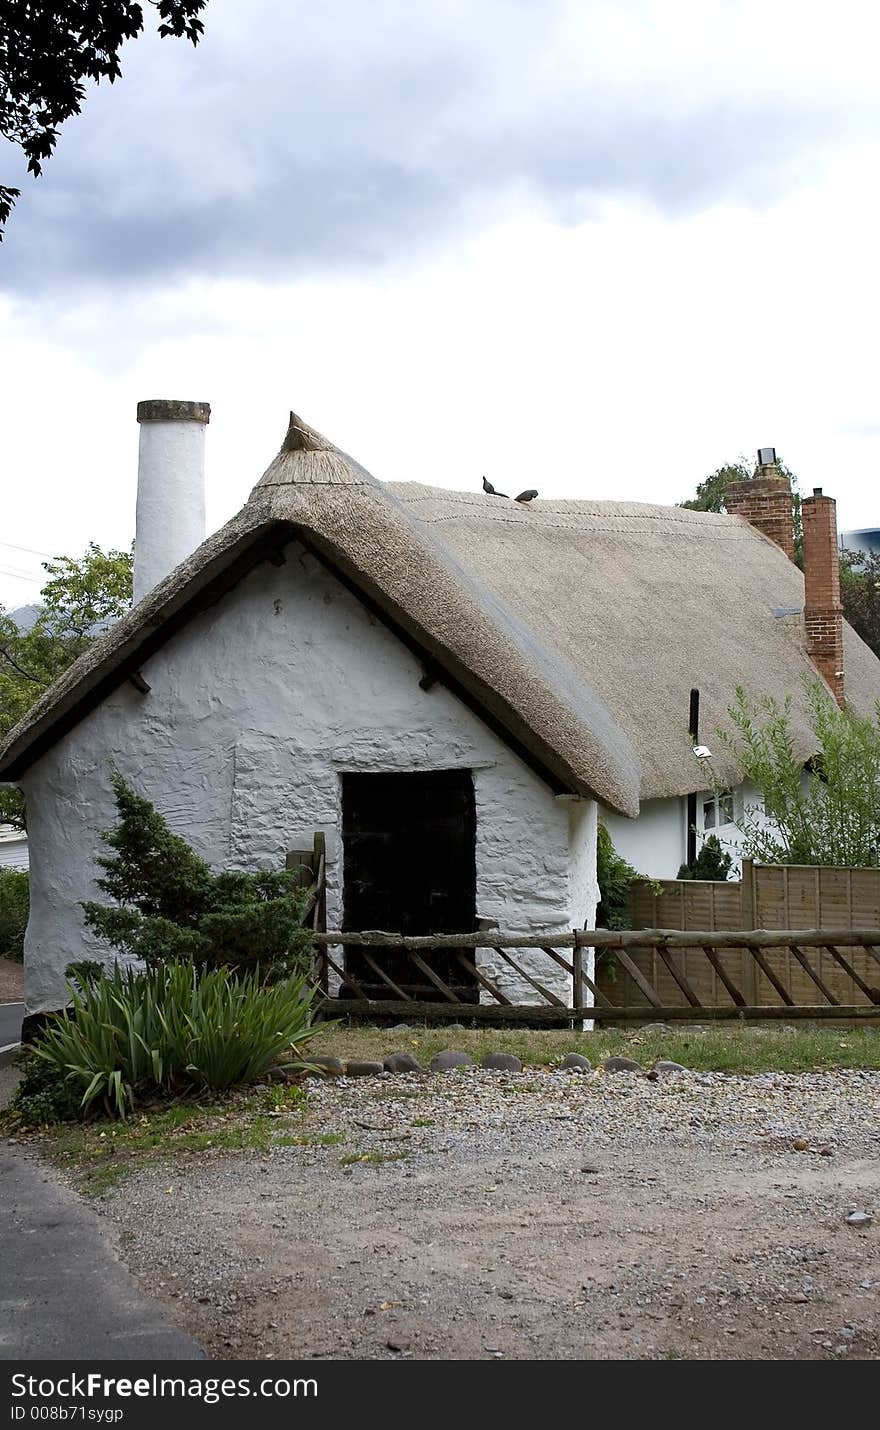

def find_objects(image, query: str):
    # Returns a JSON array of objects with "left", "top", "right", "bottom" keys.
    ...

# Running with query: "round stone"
[
  {"left": 481, "top": 1052, "right": 523, "bottom": 1073},
  {"left": 383, "top": 1052, "right": 424, "bottom": 1074},
  {"left": 602, "top": 1056, "right": 645, "bottom": 1073},
  {"left": 429, "top": 1050, "right": 475, "bottom": 1072},
  {"left": 561, "top": 1052, "right": 593, "bottom": 1072}
]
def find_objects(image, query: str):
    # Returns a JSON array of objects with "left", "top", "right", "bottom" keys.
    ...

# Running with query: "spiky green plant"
[{"left": 29, "top": 962, "right": 325, "bottom": 1119}]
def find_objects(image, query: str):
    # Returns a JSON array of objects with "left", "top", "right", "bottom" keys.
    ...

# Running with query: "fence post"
[
  {"left": 571, "top": 931, "right": 583, "bottom": 1021},
  {"left": 738, "top": 859, "right": 759, "bottom": 1002}
]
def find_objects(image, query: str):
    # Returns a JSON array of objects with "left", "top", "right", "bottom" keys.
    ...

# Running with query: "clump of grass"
[{"left": 280, "top": 1130, "right": 347, "bottom": 1147}]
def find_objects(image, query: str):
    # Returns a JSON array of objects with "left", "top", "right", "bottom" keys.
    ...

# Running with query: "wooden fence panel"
[{"left": 608, "top": 863, "right": 880, "bottom": 1007}]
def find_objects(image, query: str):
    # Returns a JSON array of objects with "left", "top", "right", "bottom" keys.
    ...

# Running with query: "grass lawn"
[{"left": 308, "top": 1020, "right": 880, "bottom": 1074}]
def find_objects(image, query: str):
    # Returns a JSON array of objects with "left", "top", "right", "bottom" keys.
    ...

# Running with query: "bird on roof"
[
  {"left": 482, "top": 475, "right": 508, "bottom": 498},
  {"left": 515, "top": 489, "right": 539, "bottom": 503}
]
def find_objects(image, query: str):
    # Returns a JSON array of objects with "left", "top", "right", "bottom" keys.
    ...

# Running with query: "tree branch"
[{"left": 0, "top": 644, "right": 42, "bottom": 683}]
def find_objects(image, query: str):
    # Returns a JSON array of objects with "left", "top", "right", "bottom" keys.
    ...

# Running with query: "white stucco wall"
[
  {"left": 602, "top": 783, "right": 770, "bottom": 883},
  {"left": 602, "top": 797, "right": 686, "bottom": 880},
  {"left": 21, "top": 541, "right": 597, "bottom": 1014}
]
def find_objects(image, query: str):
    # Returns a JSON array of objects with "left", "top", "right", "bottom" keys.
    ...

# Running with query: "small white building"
[
  {"left": 0, "top": 824, "right": 28, "bottom": 872},
  {"left": 2, "top": 404, "right": 879, "bottom": 1016}
]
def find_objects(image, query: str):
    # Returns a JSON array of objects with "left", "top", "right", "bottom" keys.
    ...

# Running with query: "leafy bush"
[
  {"left": 596, "top": 822, "right": 642, "bottom": 930},
  {"left": 65, "top": 959, "right": 106, "bottom": 991},
  {"left": 716, "top": 679, "right": 880, "bottom": 866},
  {"left": 677, "top": 835, "right": 734, "bottom": 881},
  {"left": 82, "top": 774, "right": 313, "bottom": 981},
  {"left": 9, "top": 1045, "right": 82, "bottom": 1126},
  {"left": 0, "top": 868, "right": 28, "bottom": 960},
  {"left": 24, "top": 962, "right": 324, "bottom": 1120}
]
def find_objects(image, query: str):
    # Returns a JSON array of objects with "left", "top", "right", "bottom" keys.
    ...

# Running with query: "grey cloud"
[{"left": 0, "top": 0, "right": 859, "bottom": 296}]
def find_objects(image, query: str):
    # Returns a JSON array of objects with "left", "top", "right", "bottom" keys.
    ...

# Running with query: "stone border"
[{"left": 269, "top": 1050, "right": 694, "bottom": 1081}]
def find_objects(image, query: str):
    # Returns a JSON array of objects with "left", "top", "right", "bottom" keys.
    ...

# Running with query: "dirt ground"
[
  {"left": 0, "top": 957, "right": 24, "bottom": 1004},
  {"left": 95, "top": 1067, "right": 880, "bottom": 1361}
]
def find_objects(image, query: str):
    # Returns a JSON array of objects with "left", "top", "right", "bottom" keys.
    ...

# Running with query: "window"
[{"left": 700, "top": 790, "right": 734, "bottom": 831}]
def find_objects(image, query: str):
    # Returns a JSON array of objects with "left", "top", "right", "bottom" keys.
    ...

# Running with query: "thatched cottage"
[{"left": 2, "top": 402, "right": 879, "bottom": 1016}]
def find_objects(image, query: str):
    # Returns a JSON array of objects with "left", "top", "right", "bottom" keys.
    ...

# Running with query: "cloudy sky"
[{"left": 2, "top": 0, "right": 879, "bottom": 608}]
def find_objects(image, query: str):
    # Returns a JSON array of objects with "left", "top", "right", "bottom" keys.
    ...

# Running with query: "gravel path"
[{"left": 96, "top": 1067, "right": 880, "bottom": 1361}]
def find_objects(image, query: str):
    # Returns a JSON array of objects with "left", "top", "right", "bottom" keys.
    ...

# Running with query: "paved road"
[
  {"left": 0, "top": 1148, "right": 204, "bottom": 1360},
  {"left": 0, "top": 1002, "right": 23, "bottom": 1049}
]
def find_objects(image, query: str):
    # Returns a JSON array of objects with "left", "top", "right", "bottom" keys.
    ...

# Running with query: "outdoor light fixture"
[
  {"left": 693, "top": 744, "right": 713, "bottom": 758},
  {"left": 757, "top": 447, "right": 776, "bottom": 465}
]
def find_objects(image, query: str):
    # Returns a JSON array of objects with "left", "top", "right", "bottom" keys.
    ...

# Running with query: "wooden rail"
[
  {"left": 310, "top": 927, "right": 880, "bottom": 1021},
  {"left": 314, "top": 927, "right": 880, "bottom": 950}
]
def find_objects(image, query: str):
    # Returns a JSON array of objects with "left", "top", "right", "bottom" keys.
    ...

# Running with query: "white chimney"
[{"left": 134, "top": 399, "right": 210, "bottom": 603}]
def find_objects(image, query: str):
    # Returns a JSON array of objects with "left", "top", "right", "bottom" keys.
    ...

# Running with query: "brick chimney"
[
  {"left": 724, "top": 449, "right": 796, "bottom": 561},
  {"left": 802, "top": 487, "right": 845, "bottom": 706}
]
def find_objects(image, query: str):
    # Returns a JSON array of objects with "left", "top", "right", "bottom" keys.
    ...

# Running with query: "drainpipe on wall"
[
  {"left": 724, "top": 448, "right": 796, "bottom": 561},
  {"left": 133, "top": 399, "right": 211, "bottom": 603},
  {"left": 802, "top": 487, "right": 845, "bottom": 707},
  {"left": 686, "top": 687, "right": 699, "bottom": 868}
]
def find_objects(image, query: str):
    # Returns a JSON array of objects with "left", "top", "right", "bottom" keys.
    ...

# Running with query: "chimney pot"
[
  {"left": 137, "top": 399, "right": 210, "bottom": 426},
  {"left": 133, "top": 399, "right": 210, "bottom": 603}
]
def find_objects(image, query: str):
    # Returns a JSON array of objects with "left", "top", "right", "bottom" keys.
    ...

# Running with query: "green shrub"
[
  {"left": 677, "top": 835, "right": 734, "bottom": 881},
  {"left": 65, "top": 959, "right": 106, "bottom": 991},
  {"left": 24, "top": 961, "right": 325, "bottom": 1120},
  {"left": 82, "top": 774, "right": 313, "bottom": 981},
  {"left": 9, "top": 1045, "right": 82, "bottom": 1125},
  {"left": 0, "top": 867, "right": 28, "bottom": 960},
  {"left": 596, "top": 822, "right": 641, "bottom": 930}
]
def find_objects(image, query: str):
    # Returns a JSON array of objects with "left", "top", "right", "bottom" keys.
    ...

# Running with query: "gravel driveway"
[{"left": 97, "top": 1067, "right": 880, "bottom": 1361}]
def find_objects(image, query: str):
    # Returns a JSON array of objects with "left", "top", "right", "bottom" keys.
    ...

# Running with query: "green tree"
[
  {"left": 1, "top": 1, "right": 208, "bottom": 237},
  {"left": 840, "top": 548, "right": 880, "bottom": 661},
  {"left": 0, "top": 541, "right": 133, "bottom": 828},
  {"left": 679, "top": 456, "right": 804, "bottom": 563},
  {"left": 713, "top": 678, "right": 880, "bottom": 867},
  {"left": 82, "top": 774, "right": 315, "bottom": 982}
]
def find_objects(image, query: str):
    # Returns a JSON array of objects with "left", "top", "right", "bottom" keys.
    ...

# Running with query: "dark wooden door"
[{"left": 341, "top": 769, "right": 477, "bottom": 1001}]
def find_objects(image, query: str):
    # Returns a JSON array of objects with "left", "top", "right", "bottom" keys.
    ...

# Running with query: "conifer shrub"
[
  {"left": 677, "top": 834, "right": 734, "bottom": 881},
  {"left": 82, "top": 775, "right": 314, "bottom": 982}
]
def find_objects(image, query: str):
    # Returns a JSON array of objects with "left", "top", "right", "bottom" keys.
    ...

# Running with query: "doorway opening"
[{"left": 341, "top": 769, "right": 478, "bottom": 1002}]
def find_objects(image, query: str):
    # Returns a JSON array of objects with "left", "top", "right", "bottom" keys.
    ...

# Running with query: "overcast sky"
[{"left": 2, "top": 0, "right": 879, "bottom": 608}]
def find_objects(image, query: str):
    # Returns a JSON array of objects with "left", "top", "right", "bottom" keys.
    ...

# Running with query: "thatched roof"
[
  {"left": 2, "top": 412, "right": 879, "bottom": 812},
  {"left": 0, "top": 415, "right": 641, "bottom": 815},
  {"left": 388, "top": 484, "right": 880, "bottom": 799}
]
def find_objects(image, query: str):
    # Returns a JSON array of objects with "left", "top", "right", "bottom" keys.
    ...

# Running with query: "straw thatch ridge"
[{"left": 0, "top": 414, "right": 642, "bottom": 815}]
